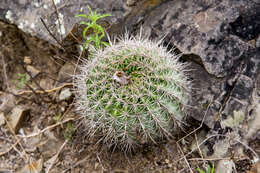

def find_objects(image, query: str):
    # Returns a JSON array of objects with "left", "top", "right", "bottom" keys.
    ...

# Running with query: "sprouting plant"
[
  {"left": 15, "top": 73, "right": 29, "bottom": 89},
  {"left": 63, "top": 123, "right": 75, "bottom": 141},
  {"left": 197, "top": 164, "right": 216, "bottom": 173},
  {"left": 76, "top": 6, "right": 111, "bottom": 50},
  {"left": 53, "top": 113, "right": 62, "bottom": 122}
]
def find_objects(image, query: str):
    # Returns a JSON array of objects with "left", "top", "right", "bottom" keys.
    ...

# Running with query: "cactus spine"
[{"left": 74, "top": 34, "right": 190, "bottom": 152}]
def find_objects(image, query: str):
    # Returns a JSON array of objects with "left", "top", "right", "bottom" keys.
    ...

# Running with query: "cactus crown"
[{"left": 74, "top": 33, "right": 191, "bottom": 152}]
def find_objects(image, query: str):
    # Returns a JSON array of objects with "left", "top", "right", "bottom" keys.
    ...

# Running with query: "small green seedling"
[
  {"left": 63, "top": 123, "right": 75, "bottom": 141},
  {"left": 15, "top": 73, "right": 29, "bottom": 89},
  {"left": 76, "top": 6, "right": 111, "bottom": 49},
  {"left": 197, "top": 164, "right": 216, "bottom": 173},
  {"left": 53, "top": 113, "right": 63, "bottom": 122}
]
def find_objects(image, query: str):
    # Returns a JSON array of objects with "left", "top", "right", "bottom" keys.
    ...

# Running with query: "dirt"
[{"left": 0, "top": 21, "right": 258, "bottom": 173}]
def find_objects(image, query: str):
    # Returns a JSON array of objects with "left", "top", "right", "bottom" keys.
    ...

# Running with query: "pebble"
[
  {"left": 8, "top": 106, "right": 30, "bottom": 133},
  {"left": 216, "top": 160, "right": 233, "bottom": 173},
  {"left": 126, "top": 0, "right": 138, "bottom": 6},
  {"left": 59, "top": 88, "right": 72, "bottom": 101},
  {"left": 26, "top": 65, "right": 40, "bottom": 78},
  {"left": 57, "top": 61, "right": 75, "bottom": 84},
  {"left": 23, "top": 56, "right": 32, "bottom": 65}
]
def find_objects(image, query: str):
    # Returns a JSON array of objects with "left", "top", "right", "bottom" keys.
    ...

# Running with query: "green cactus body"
[{"left": 74, "top": 34, "right": 190, "bottom": 151}]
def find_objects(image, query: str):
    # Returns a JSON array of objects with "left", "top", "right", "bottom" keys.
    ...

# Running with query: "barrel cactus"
[{"left": 73, "top": 33, "right": 191, "bottom": 152}]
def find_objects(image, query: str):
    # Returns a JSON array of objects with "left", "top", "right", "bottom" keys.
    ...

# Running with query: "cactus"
[{"left": 73, "top": 33, "right": 191, "bottom": 152}]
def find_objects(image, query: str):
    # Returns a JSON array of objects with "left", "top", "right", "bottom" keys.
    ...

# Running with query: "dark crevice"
[{"left": 228, "top": 5, "right": 260, "bottom": 41}]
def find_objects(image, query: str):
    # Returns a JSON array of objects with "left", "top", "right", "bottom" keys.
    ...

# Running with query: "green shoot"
[
  {"left": 15, "top": 73, "right": 29, "bottom": 89},
  {"left": 53, "top": 113, "right": 63, "bottom": 122},
  {"left": 197, "top": 164, "right": 216, "bottom": 173},
  {"left": 63, "top": 123, "right": 75, "bottom": 141},
  {"left": 76, "top": 6, "right": 111, "bottom": 50}
]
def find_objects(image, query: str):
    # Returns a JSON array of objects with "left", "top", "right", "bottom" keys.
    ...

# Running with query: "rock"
[
  {"left": 39, "top": 78, "right": 54, "bottom": 90},
  {"left": 221, "top": 110, "right": 245, "bottom": 128},
  {"left": 8, "top": 106, "right": 30, "bottom": 133},
  {"left": 57, "top": 61, "right": 75, "bottom": 84},
  {"left": 216, "top": 160, "right": 234, "bottom": 173},
  {"left": 141, "top": 0, "right": 259, "bottom": 77},
  {"left": 0, "top": 112, "right": 5, "bottom": 126},
  {"left": 246, "top": 98, "right": 260, "bottom": 140},
  {"left": 23, "top": 56, "right": 32, "bottom": 65},
  {"left": 190, "top": 129, "right": 208, "bottom": 156},
  {"left": 0, "top": 93, "right": 16, "bottom": 114},
  {"left": 38, "top": 130, "right": 63, "bottom": 158},
  {"left": 126, "top": 0, "right": 138, "bottom": 7},
  {"left": 0, "top": 0, "right": 126, "bottom": 46},
  {"left": 26, "top": 65, "right": 40, "bottom": 78},
  {"left": 211, "top": 139, "right": 230, "bottom": 158},
  {"left": 18, "top": 158, "right": 43, "bottom": 173},
  {"left": 59, "top": 88, "right": 72, "bottom": 101},
  {"left": 130, "top": 0, "right": 260, "bottom": 131}
]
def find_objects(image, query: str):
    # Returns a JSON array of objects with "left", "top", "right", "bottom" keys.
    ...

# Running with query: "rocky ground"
[{"left": 0, "top": 0, "right": 260, "bottom": 173}]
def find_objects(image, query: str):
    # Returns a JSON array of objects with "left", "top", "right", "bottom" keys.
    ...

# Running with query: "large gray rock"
[{"left": 128, "top": 0, "right": 260, "bottom": 130}]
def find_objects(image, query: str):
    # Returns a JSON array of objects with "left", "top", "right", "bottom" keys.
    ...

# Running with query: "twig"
[
  {"left": 195, "top": 133, "right": 204, "bottom": 159},
  {"left": 2, "top": 113, "right": 29, "bottom": 162},
  {"left": 177, "top": 134, "right": 223, "bottom": 163},
  {"left": 17, "top": 118, "right": 74, "bottom": 138},
  {"left": 0, "top": 51, "right": 9, "bottom": 89},
  {"left": 46, "top": 139, "right": 68, "bottom": 173},
  {"left": 40, "top": 17, "right": 65, "bottom": 49},
  {"left": 18, "top": 83, "right": 73, "bottom": 95},
  {"left": 50, "top": 0, "right": 63, "bottom": 41},
  {"left": 177, "top": 142, "right": 194, "bottom": 173},
  {"left": 20, "top": 62, "right": 55, "bottom": 103},
  {"left": 233, "top": 139, "right": 259, "bottom": 162},
  {"left": 0, "top": 141, "right": 19, "bottom": 156},
  {"left": 61, "top": 155, "right": 91, "bottom": 173},
  {"left": 177, "top": 99, "right": 212, "bottom": 144}
]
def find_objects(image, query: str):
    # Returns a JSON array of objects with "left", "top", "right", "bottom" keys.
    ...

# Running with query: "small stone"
[
  {"left": 216, "top": 160, "right": 233, "bottom": 173},
  {"left": 0, "top": 112, "right": 5, "bottom": 126},
  {"left": 39, "top": 78, "right": 53, "bottom": 90},
  {"left": 57, "top": 61, "right": 75, "bottom": 84},
  {"left": 8, "top": 106, "right": 30, "bottom": 133},
  {"left": 59, "top": 88, "right": 72, "bottom": 101},
  {"left": 26, "top": 65, "right": 40, "bottom": 78},
  {"left": 0, "top": 93, "right": 16, "bottom": 114},
  {"left": 23, "top": 56, "right": 32, "bottom": 64},
  {"left": 126, "top": 0, "right": 138, "bottom": 6}
]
